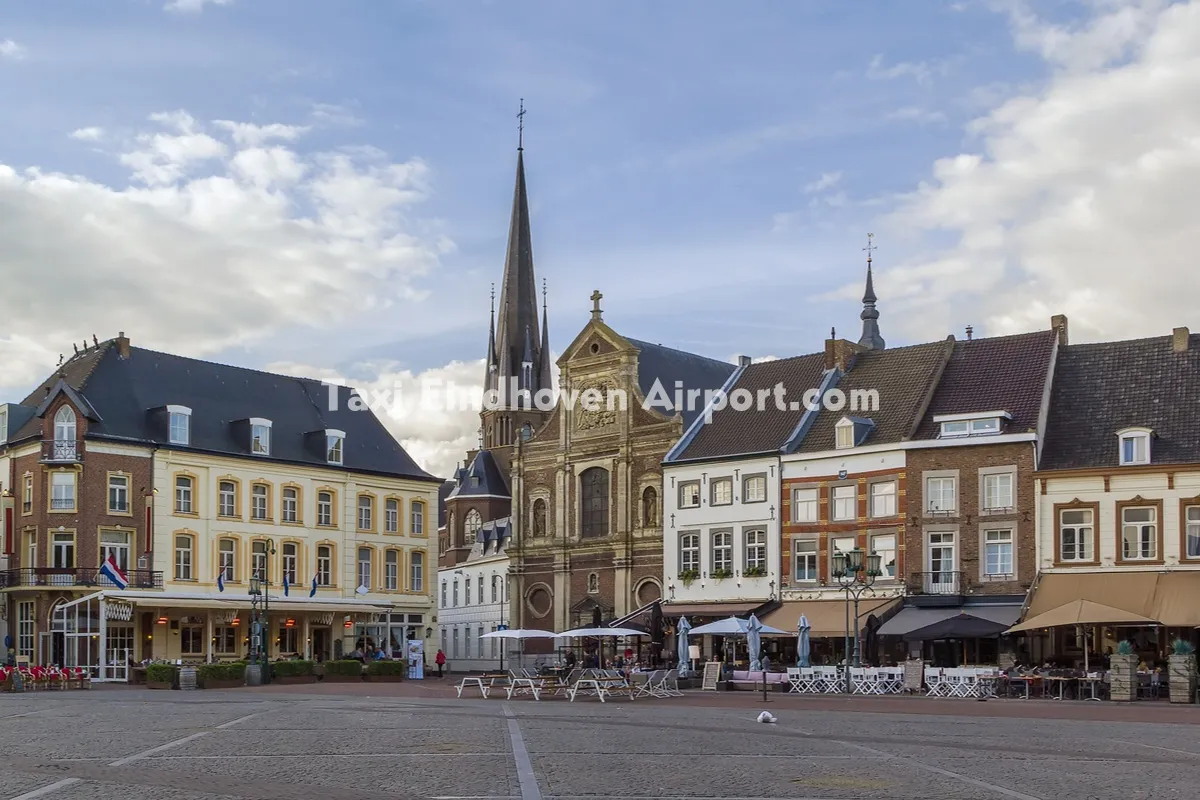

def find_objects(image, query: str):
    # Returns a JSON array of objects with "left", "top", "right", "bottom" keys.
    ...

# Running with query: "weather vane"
[
  {"left": 863, "top": 232, "right": 877, "bottom": 265},
  {"left": 517, "top": 99, "right": 526, "bottom": 150}
]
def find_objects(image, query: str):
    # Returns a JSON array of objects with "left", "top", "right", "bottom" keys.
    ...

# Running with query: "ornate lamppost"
[
  {"left": 247, "top": 539, "right": 276, "bottom": 684},
  {"left": 832, "top": 547, "right": 882, "bottom": 693}
]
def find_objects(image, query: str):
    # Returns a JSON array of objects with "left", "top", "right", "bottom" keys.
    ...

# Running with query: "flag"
[
  {"left": 309, "top": 573, "right": 318, "bottom": 598},
  {"left": 283, "top": 572, "right": 290, "bottom": 597},
  {"left": 217, "top": 571, "right": 225, "bottom": 592},
  {"left": 99, "top": 555, "right": 128, "bottom": 589}
]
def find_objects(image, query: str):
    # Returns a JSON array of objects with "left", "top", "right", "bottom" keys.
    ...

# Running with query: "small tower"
[{"left": 858, "top": 233, "right": 886, "bottom": 351}]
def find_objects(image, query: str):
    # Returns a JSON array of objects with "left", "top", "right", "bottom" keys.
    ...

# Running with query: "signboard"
[
  {"left": 407, "top": 639, "right": 425, "bottom": 680},
  {"left": 701, "top": 660, "right": 721, "bottom": 691}
]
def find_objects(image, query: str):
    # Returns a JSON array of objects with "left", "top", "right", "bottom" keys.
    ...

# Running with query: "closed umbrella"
[
  {"left": 676, "top": 616, "right": 692, "bottom": 677},
  {"left": 797, "top": 615, "right": 811, "bottom": 668},
  {"left": 747, "top": 614, "right": 763, "bottom": 671}
]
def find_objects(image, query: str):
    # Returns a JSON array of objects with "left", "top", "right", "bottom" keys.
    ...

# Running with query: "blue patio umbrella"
[
  {"left": 676, "top": 616, "right": 692, "bottom": 677},
  {"left": 797, "top": 615, "right": 811, "bottom": 668},
  {"left": 747, "top": 614, "right": 764, "bottom": 671}
]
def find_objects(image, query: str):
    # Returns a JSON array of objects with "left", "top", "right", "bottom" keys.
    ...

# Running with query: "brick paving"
[{"left": 0, "top": 682, "right": 1198, "bottom": 799}]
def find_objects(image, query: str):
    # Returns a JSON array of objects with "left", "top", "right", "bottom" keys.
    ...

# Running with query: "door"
[
  {"left": 51, "top": 632, "right": 65, "bottom": 667},
  {"left": 312, "top": 628, "right": 329, "bottom": 662},
  {"left": 927, "top": 533, "right": 957, "bottom": 593}
]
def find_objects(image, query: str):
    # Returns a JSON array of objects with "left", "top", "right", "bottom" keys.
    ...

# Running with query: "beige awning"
[
  {"left": 660, "top": 601, "right": 767, "bottom": 618},
  {"left": 127, "top": 597, "right": 390, "bottom": 615},
  {"left": 1016, "top": 571, "right": 1200, "bottom": 630},
  {"left": 1007, "top": 599, "right": 1157, "bottom": 633},
  {"left": 761, "top": 597, "right": 902, "bottom": 639}
]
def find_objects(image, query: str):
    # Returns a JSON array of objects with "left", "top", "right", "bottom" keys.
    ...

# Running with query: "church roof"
[
  {"left": 437, "top": 478, "right": 455, "bottom": 528},
  {"left": 446, "top": 448, "right": 510, "bottom": 499},
  {"left": 626, "top": 339, "right": 738, "bottom": 428}
]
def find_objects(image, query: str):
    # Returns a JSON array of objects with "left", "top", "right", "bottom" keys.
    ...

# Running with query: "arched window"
[
  {"left": 521, "top": 423, "right": 533, "bottom": 441},
  {"left": 465, "top": 509, "right": 482, "bottom": 544},
  {"left": 587, "top": 573, "right": 599, "bottom": 593},
  {"left": 642, "top": 486, "right": 658, "bottom": 528},
  {"left": 53, "top": 405, "right": 76, "bottom": 448},
  {"left": 532, "top": 499, "right": 547, "bottom": 538},
  {"left": 580, "top": 468, "right": 609, "bottom": 538}
]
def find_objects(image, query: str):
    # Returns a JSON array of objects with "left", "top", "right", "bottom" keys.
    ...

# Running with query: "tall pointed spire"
[
  {"left": 484, "top": 283, "right": 497, "bottom": 390},
  {"left": 858, "top": 233, "right": 885, "bottom": 351},
  {"left": 539, "top": 277, "right": 551, "bottom": 390}
]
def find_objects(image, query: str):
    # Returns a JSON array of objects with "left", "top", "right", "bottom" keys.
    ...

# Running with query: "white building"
[{"left": 436, "top": 517, "right": 511, "bottom": 672}]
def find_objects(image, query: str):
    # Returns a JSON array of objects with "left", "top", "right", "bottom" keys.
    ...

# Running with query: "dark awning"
[{"left": 903, "top": 613, "right": 1010, "bottom": 641}]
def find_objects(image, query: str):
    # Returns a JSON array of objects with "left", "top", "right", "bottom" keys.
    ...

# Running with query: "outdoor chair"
[{"left": 633, "top": 669, "right": 663, "bottom": 698}]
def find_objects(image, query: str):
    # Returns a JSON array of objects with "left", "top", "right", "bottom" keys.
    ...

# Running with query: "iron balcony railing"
[
  {"left": 41, "top": 438, "right": 81, "bottom": 463},
  {"left": 0, "top": 567, "right": 163, "bottom": 590},
  {"left": 910, "top": 570, "right": 963, "bottom": 595}
]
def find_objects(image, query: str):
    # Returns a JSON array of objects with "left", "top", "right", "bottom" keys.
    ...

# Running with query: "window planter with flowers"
[
  {"left": 678, "top": 569, "right": 699, "bottom": 587},
  {"left": 744, "top": 566, "right": 767, "bottom": 578},
  {"left": 711, "top": 568, "right": 733, "bottom": 580}
]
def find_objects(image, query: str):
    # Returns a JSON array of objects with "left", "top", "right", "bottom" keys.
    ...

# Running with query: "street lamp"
[
  {"left": 247, "top": 539, "right": 276, "bottom": 684},
  {"left": 832, "top": 547, "right": 882, "bottom": 692}
]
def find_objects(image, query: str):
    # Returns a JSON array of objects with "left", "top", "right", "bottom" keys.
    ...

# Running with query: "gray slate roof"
[
  {"left": 11, "top": 339, "right": 437, "bottom": 481},
  {"left": 1040, "top": 333, "right": 1200, "bottom": 470},
  {"left": 446, "top": 449, "right": 509, "bottom": 499},
  {"left": 626, "top": 338, "right": 738, "bottom": 428}
]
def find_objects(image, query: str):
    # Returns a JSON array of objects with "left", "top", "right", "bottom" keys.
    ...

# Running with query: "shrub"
[
  {"left": 744, "top": 566, "right": 767, "bottom": 578},
  {"left": 198, "top": 661, "right": 246, "bottom": 684},
  {"left": 366, "top": 660, "right": 406, "bottom": 677},
  {"left": 711, "top": 568, "right": 733, "bottom": 580},
  {"left": 146, "top": 663, "right": 178, "bottom": 683},
  {"left": 1172, "top": 639, "right": 1196, "bottom": 656},
  {"left": 271, "top": 660, "right": 314, "bottom": 678},
  {"left": 678, "top": 569, "right": 699, "bottom": 586},
  {"left": 1116, "top": 640, "right": 1135, "bottom": 655},
  {"left": 323, "top": 660, "right": 363, "bottom": 677}
]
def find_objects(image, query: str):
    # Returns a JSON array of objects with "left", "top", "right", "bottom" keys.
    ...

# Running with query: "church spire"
[
  {"left": 858, "top": 233, "right": 886, "bottom": 351},
  {"left": 484, "top": 283, "right": 497, "bottom": 390},
  {"left": 539, "top": 278, "right": 551, "bottom": 390}
]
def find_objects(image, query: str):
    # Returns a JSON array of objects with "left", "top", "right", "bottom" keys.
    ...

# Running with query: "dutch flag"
[
  {"left": 99, "top": 555, "right": 128, "bottom": 589},
  {"left": 309, "top": 572, "right": 318, "bottom": 598}
]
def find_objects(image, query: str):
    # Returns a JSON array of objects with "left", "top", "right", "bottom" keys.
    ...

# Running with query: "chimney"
[
  {"left": 1050, "top": 314, "right": 1068, "bottom": 347},
  {"left": 965, "top": 325, "right": 973, "bottom": 341},
  {"left": 116, "top": 331, "right": 131, "bottom": 359},
  {"left": 738, "top": 355, "right": 751, "bottom": 368},
  {"left": 1174, "top": 326, "right": 1190, "bottom": 353},
  {"left": 824, "top": 337, "right": 862, "bottom": 372}
]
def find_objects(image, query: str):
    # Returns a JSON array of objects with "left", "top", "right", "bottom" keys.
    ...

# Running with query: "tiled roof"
[
  {"left": 791, "top": 340, "right": 951, "bottom": 454},
  {"left": 626, "top": 339, "right": 738, "bottom": 428},
  {"left": 8, "top": 339, "right": 437, "bottom": 481},
  {"left": 674, "top": 352, "right": 826, "bottom": 461},
  {"left": 447, "top": 449, "right": 510, "bottom": 499},
  {"left": 1040, "top": 333, "right": 1200, "bottom": 470},
  {"left": 913, "top": 330, "right": 1058, "bottom": 440},
  {"left": 437, "top": 479, "right": 455, "bottom": 528}
]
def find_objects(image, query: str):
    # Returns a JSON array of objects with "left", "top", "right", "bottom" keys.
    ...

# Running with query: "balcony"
[
  {"left": 41, "top": 438, "right": 81, "bottom": 463},
  {"left": 908, "top": 571, "right": 965, "bottom": 605},
  {"left": 0, "top": 567, "right": 163, "bottom": 590}
]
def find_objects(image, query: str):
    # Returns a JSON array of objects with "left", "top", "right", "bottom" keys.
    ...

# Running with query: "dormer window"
[
  {"left": 249, "top": 418, "right": 271, "bottom": 455},
  {"left": 325, "top": 429, "right": 345, "bottom": 465},
  {"left": 167, "top": 405, "right": 191, "bottom": 445},
  {"left": 1117, "top": 428, "right": 1152, "bottom": 466},
  {"left": 835, "top": 418, "right": 854, "bottom": 449},
  {"left": 835, "top": 416, "right": 875, "bottom": 449},
  {"left": 935, "top": 411, "right": 1010, "bottom": 438}
]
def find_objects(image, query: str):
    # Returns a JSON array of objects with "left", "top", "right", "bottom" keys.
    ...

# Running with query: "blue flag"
[
  {"left": 283, "top": 573, "right": 290, "bottom": 596},
  {"left": 309, "top": 573, "right": 318, "bottom": 598},
  {"left": 217, "top": 571, "right": 225, "bottom": 593}
]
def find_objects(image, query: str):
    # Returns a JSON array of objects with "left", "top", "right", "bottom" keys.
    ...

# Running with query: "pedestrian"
[{"left": 435, "top": 648, "right": 446, "bottom": 678}]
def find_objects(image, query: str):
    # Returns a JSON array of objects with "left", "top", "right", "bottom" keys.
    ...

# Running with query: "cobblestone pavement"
[{"left": 2, "top": 686, "right": 1199, "bottom": 799}]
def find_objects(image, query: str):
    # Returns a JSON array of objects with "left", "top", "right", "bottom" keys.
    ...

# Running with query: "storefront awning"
[
  {"left": 96, "top": 590, "right": 400, "bottom": 616},
  {"left": 760, "top": 597, "right": 901, "bottom": 639},
  {"left": 660, "top": 601, "right": 770, "bottom": 618},
  {"left": 877, "top": 604, "right": 1022, "bottom": 636},
  {"left": 1007, "top": 599, "right": 1156, "bottom": 633},
  {"left": 1019, "top": 571, "right": 1200, "bottom": 628}
]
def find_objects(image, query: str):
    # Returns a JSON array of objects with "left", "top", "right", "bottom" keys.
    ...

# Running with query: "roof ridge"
[
  {"left": 625, "top": 337, "right": 736, "bottom": 368},
  {"left": 125, "top": 344, "right": 338, "bottom": 387}
]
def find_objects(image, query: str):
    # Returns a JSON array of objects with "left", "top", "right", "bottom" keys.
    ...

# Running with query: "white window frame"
[
  {"left": 983, "top": 528, "right": 1014, "bottom": 578},
  {"left": 167, "top": 405, "right": 191, "bottom": 445},
  {"left": 711, "top": 530, "right": 733, "bottom": 573},
  {"left": 835, "top": 418, "right": 855, "bottom": 449},
  {"left": 410, "top": 552, "right": 423, "bottom": 592},
  {"left": 282, "top": 542, "right": 298, "bottom": 585},
  {"left": 326, "top": 429, "right": 345, "bottom": 465},
  {"left": 679, "top": 481, "right": 700, "bottom": 509},
  {"left": 831, "top": 485, "right": 856, "bottom": 521},
  {"left": 710, "top": 478, "right": 733, "bottom": 506},
  {"left": 174, "top": 475, "right": 193, "bottom": 514},
  {"left": 385, "top": 498, "right": 399, "bottom": 533},
  {"left": 792, "top": 487, "right": 818, "bottom": 523},
  {"left": 870, "top": 532, "right": 896, "bottom": 579},
  {"left": 218, "top": 538, "right": 235, "bottom": 581},
  {"left": 1186, "top": 505, "right": 1200, "bottom": 560},
  {"left": 108, "top": 473, "right": 129, "bottom": 514},
  {"left": 926, "top": 476, "right": 957, "bottom": 515},
  {"left": 981, "top": 470, "right": 1015, "bottom": 512},
  {"left": 357, "top": 495, "right": 373, "bottom": 530},
  {"left": 317, "top": 491, "right": 333, "bottom": 527},
  {"left": 52, "top": 531, "right": 75, "bottom": 569},
  {"left": 793, "top": 539, "right": 818, "bottom": 583},
  {"left": 100, "top": 529, "right": 131, "bottom": 574},
  {"left": 218, "top": 481, "right": 236, "bottom": 517},
  {"left": 1117, "top": 428, "right": 1151, "bottom": 466},
  {"left": 830, "top": 535, "right": 855, "bottom": 576},
  {"left": 251, "top": 484, "right": 268, "bottom": 520},
  {"left": 1059, "top": 508, "right": 1094, "bottom": 562},
  {"left": 252, "top": 540, "right": 268, "bottom": 578},
  {"left": 935, "top": 411, "right": 1010, "bottom": 438},
  {"left": 385, "top": 550, "right": 399, "bottom": 591},
  {"left": 250, "top": 418, "right": 272, "bottom": 455},
  {"left": 51, "top": 471, "right": 77, "bottom": 511},
  {"left": 1121, "top": 505, "right": 1157, "bottom": 561},
  {"left": 679, "top": 532, "right": 700, "bottom": 574},
  {"left": 744, "top": 528, "right": 767, "bottom": 572},
  {"left": 743, "top": 474, "right": 767, "bottom": 503},
  {"left": 411, "top": 501, "right": 425, "bottom": 535},
  {"left": 282, "top": 487, "right": 298, "bottom": 523},
  {"left": 175, "top": 535, "right": 193, "bottom": 580},
  {"left": 869, "top": 481, "right": 896, "bottom": 518},
  {"left": 357, "top": 547, "right": 372, "bottom": 590},
  {"left": 317, "top": 545, "right": 332, "bottom": 586}
]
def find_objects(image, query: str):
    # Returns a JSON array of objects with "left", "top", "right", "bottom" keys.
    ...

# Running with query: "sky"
[{"left": 0, "top": 0, "right": 1197, "bottom": 478}]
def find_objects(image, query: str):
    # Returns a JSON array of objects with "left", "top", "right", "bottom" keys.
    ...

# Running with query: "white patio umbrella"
[
  {"left": 480, "top": 629, "right": 558, "bottom": 639},
  {"left": 556, "top": 627, "right": 646, "bottom": 638},
  {"left": 687, "top": 616, "right": 790, "bottom": 636}
]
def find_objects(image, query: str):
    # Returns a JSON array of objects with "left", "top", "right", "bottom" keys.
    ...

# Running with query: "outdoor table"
[
  {"left": 569, "top": 674, "right": 634, "bottom": 702},
  {"left": 1045, "top": 675, "right": 1074, "bottom": 700},
  {"left": 1007, "top": 675, "right": 1037, "bottom": 699},
  {"left": 1077, "top": 676, "right": 1103, "bottom": 701},
  {"left": 455, "top": 673, "right": 510, "bottom": 699}
]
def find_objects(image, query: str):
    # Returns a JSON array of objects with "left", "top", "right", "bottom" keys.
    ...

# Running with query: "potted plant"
[
  {"left": 711, "top": 568, "right": 733, "bottom": 580},
  {"left": 1169, "top": 639, "right": 1196, "bottom": 704},
  {"left": 270, "top": 660, "right": 316, "bottom": 685},
  {"left": 678, "top": 569, "right": 699, "bottom": 587},
  {"left": 744, "top": 566, "right": 767, "bottom": 578},
  {"left": 1109, "top": 640, "right": 1137, "bottom": 702},
  {"left": 146, "top": 663, "right": 178, "bottom": 690},
  {"left": 197, "top": 661, "right": 247, "bottom": 690},
  {"left": 365, "top": 660, "right": 406, "bottom": 682},
  {"left": 321, "top": 659, "right": 365, "bottom": 682}
]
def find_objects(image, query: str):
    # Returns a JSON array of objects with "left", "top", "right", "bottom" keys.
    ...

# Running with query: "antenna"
[
  {"left": 542, "top": 277, "right": 547, "bottom": 310},
  {"left": 517, "top": 99, "right": 526, "bottom": 150},
  {"left": 490, "top": 282, "right": 495, "bottom": 313}
]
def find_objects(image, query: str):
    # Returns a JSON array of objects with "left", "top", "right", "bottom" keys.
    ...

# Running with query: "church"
[{"left": 438, "top": 134, "right": 736, "bottom": 654}]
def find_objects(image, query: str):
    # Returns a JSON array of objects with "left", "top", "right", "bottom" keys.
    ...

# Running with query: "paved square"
[{"left": 2, "top": 687, "right": 1200, "bottom": 799}]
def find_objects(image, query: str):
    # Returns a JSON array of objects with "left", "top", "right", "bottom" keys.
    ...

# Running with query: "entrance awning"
[
  {"left": 660, "top": 601, "right": 770, "bottom": 618},
  {"left": 1018, "top": 572, "right": 1200, "bottom": 628},
  {"left": 877, "top": 604, "right": 1022, "bottom": 636},
  {"left": 760, "top": 597, "right": 901, "bottom": 638},
  {"left": 92, "top": 590, "right": 400, "bottom": 616},
  {"left": 1007, "top": 599, "right": 1157, "bottom": 633}
]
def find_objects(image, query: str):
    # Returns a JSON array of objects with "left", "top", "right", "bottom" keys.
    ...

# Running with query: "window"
[
  {"left": 412, "top": 552, "right": 424, "bottom": 592},
  {"left": 835, "top": 419, "right": 854, "bottom": 449},
  {"left": 218, "top": 538, "right": 235, "bottom": 581},
  {"left": 52, "top": 532, "right": 75, "bottom": 569},
  {"left": 831, "top": 485, "right": 856, "bottom": 521},
  {"left": 181, "top": 626, "right": 204, "bottom": 655},
  {"left": 279, "top": 626, "right": 299, "bottom": 654},
  {"left": 983, "top": 473, "right": 1013, "bottom": 511},
  {"left": 679, "top": 532, "right": 700, "bottom": 574},
  {"left": 252, "top": 540, "right": 268, "bottom": 579},
  {"left": 53, "top": 405, "right": 76, "bottom": 446},
  {"left": 477, "top": 574, "right": 483, "bottom": 602},
  {"left": 22, "top": 474, "right": 31, "bottom": 514},
  {"left": 326, "top": 430, "right": 344, "bottom": 465},
  {"left": 174, "top": 475, "right": 194, "bottom": 514},
  {"left": 441, "top": 580, "right": 448, "bottom": 608},
  {"left": 0, "top": 407, "right": 7, "bottom": 441},
  {"left": 521, "top": 423, "right": 533, "bottom": 440},
  {"left": 452, "top": 628, "right": 460, "bottom": 659},
  {"left": 939, "top": 417, "right": 1003, "bottom": 437},
  {"left": 282, "top": 487, "right": 298, "bottom": 523},
  {"left": 385, "top": 499, "right": 399, "bottom": 533},
  {"left": 317, "top": 545, "right": 332, "bottom": 586},
  {"left": 358, "top": 495, "right": 374, "bottom": 530},
  {"left": 1121, "top": 506, "right": 1157, "bottom": 560},
  {"left": 218, "top": 481, "right": 237, "bottom": 517},
  {"left": 830, "top": 536, "right": 855, "bottom": 576},
  {"left": 970, "top": 417, "right": 1000, "bottom": 434},
  {"left": 710, "top": 478, "right": 732, "bottom": 506},
  {"left": 101, "top": 530, "right": 131, "bottom": 574},
  {"left": 251, "top": 484, "right": 268, "bottom": 520},
  {"left": 743, "top": 475, "right": 766, "bottom": 504},
  {"left": 871, "top": 533, "right": 896, "bottom": 579},
  {"left": 282, "top": 542, "right": 298, "bottom": 586},
  {"left": 792, "top": 488, "right": 818, "bottom": 523},
  {"left": 926, "top": 477, "right": 956, "bottom": 514},
  {"left": 51, "top": 472, "right": 76, "bottom": 511},
  {"left": 357, "top": 547, "right": 372, "bottom": 589},
  {"left": 16, "top": 601, "right": 34, "bottom": 659},
  {"left": 317, "top": 491, "right": 334, "bottom": 526},
  {"left": 1187, "top": 506, "right": 1200, "bottom": 559},
  {"left": 465, "top": 509, "right": 482, "bottom": 541},
  {"left": 580, "top": 468, "right": 609, "bottom": 537},
  {"left": 870, "top": 481, "right": 896, "bottom": 518},
  {"left": 1060, "top": 509, "right": 1094, "bottom": 562},
  {"left": 587, "top": 573, "right": 599, "bottom": 593},
  {"left": 214, "top": 626, "right": 237, "bottom": 654},
  {"left": 744, "top": 529, "right": 767, "bottom": 572},
  {"left": 465, "top": 575, "right": 472, "bottom": 605},
  {"left": 984, "top": 529, "right": 1014, "bottom": 577},
  {"left": 175, "top": 535, "right": 193, "bottom": 580},
  {"left": 928, "top": 532, "right": 956, "bottom": 581},
  {"left": 711, "top": 530, "right": 733, "bottom": 574},
  {"left": 385, "top": 550, "right": 399, "bottom": 591},
  {"left": 411, "top": 501, "right": 425, "bottom": 535},
  {"left": 679, "top": 481, "right": 700, "bottom": 509},
  {"left": 491, "top": 575, "right": 500, "bottom": 602},
  {"left": 793, "top": 540, "right": 818, "bottom": 582},
  {"left": 24, "top": 529, "right": 35, "bottom": 570},
  {"left": 940, "top": 420, "right": 969, "bottom": 437},
  {"left": 108, "top": 473, "right": 129, "bottom": 513},
  {"left": 642, "top": 487, "right": 658, "bottom": 526},
  {"left": 168, "top": 406, "right": 191, "bottom": 445},
  {"left": 1118, "top": 429, "right": 1151, "bottom": 465},
  {"left": 251, "top": 419, "right": 271, "bottom": 455},
  {"left": 453, "top": 579, "right": 460, "bottom": 606}
]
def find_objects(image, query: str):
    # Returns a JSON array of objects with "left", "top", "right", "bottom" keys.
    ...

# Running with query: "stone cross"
[{"left": 590, "top": 290, "right": 603, "bottom": 320}]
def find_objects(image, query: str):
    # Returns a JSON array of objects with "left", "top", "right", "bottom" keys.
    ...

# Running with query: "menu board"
[{"left": 701, "top": 660, "right": 721, "bottom": 691}]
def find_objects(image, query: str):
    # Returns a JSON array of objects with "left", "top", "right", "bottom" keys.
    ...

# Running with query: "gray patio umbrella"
[
  {"left": 676, "top": 616, "right": 692, "bottom": 677},
  {"left": 747, "top": 614, "right": 764, "bottom": 671},
  {"left": 797, "top": 615, "right": 811, "bottom": 668}
]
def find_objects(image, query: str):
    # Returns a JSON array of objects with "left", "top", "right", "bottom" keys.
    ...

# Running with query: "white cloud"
[
  {"left": 311, "top": 103, "right": 365, "bottom": 128},
  {"left": 886, "top": 107, "right": 947, "bottom": 125},
  {"left": 0, "top": 110, "right": 446, "bottom": 394},
  {"left": 803, "top": 171, "right": 842, "bottom": 193},
  {"left": 881, "top": 0, "right": 1200, "bottom": 344},
  {"left": 867, "top": 54, "right": 949, "bottom": 85},
  {"left": 212, "top": 120, "right": 309, "bottom": 148},
  {"left": 165, "top": 0, "right": 234, "bottom": 13},
  {"left": 0, "top": 39, "right": 26, "bottom": 60},
  {"left": 69, "top": 127, "right": 104, "bottom": 142}
]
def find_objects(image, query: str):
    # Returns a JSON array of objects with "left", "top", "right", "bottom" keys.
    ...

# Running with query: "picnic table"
[{"left": 455, "top": 673, "right": 510, "bottom": 699}]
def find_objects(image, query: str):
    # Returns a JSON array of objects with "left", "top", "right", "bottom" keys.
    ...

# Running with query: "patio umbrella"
[
  {"left": 797, "top": 615, "right": 811, "bottom": 668},
  {"left": 557, "top": 627, "right": 646, "bottom": 638},
  {"left": 1005, "top": 599, "right": 1156, "bottom": 633},
  {"left": 902, "top": 613, "right": 1009, "bottom": 641},
  {"left": 687, "top": 616, "right": 790, "bottom": 636},
  {"left": 747, "top": 614, "right": 763, "bottom": 671},
  {"left": 479, "top": 629, "right": 558, "bottom": 639},
  {"left": 676, "top": 616, "right": 692, "bottom": 677}
]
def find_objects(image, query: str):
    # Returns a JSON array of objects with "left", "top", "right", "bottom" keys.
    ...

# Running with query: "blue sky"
[{"left": 2, "top": 0, "right": 1194, "bottom": 475}]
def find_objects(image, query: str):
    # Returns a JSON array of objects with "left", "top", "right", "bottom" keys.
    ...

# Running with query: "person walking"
[{"left": 435, "top": 648, "right": 446, "bottom": 678}]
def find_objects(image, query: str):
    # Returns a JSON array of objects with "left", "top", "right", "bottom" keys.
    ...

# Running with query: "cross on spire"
[
  {"left": 590, "top": 289, "right": 603, "bottom": 320},
  {"left": 863, "top": 232, "right": 877, "bottom": 265},
  {"left": 517, "top": 98, "right": 526, "bottom": 150}
]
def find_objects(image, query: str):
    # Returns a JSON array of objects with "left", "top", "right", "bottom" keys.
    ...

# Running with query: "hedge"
[
  {"left": 323, "top": 660, "right": 364, "bottom": 677},
  {"left": 271, "top": 660, "right": 313, "bottom": 678},
  {"left": 146, "top": 664, "right": 178, "bottom": 683},
  {"left": 198, "top": 661, "right": 247, "bottom": 682},
  {"left": 366, "top": 660, "right": 406, "bottom": 676}
]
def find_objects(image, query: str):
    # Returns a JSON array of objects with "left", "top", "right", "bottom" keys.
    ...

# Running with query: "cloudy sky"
[{"left": 0, "top": 0, "right": 1195, "bottom": 478}]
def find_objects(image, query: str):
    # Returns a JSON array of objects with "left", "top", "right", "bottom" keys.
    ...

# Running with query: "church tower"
[{"left": 857, "top": 233, "right": 886, "bottom": 351}]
